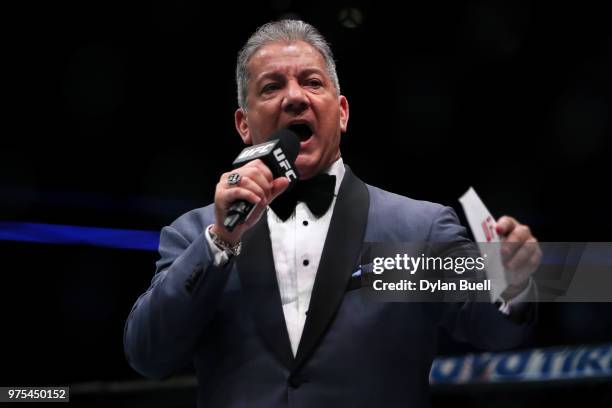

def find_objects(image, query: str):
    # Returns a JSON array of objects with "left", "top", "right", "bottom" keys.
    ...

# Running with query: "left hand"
[{"left": 495, "top": 216, "right": 542, "bottom": 300}]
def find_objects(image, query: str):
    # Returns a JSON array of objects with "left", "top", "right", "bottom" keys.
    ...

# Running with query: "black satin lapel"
[
  {"left": 292, "top": 166, "right": 370, "bottom": 371},
  {"left": 237, "top": 214, "right": 294, "bottom": 369}
]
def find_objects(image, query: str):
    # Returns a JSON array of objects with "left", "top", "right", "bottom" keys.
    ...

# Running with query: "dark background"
[{"left": 1, "top": 0, "right": 611, "bottom": 404}]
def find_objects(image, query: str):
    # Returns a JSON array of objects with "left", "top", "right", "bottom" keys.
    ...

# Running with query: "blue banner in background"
[
  {"left": 430, "top": 343, "right": 612, "bottom": 385},
  {"left": 0, "top": 222, "right": 160, "bottom": 251}
]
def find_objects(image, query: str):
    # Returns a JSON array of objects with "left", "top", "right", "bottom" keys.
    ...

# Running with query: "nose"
[{"left": 281, "top": 80, "right": 309, "bottom": 115}]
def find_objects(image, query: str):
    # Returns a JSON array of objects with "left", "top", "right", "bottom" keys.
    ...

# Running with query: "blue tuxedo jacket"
[{"left": 124, "top": 166, "right": 534, "bottom": 407}]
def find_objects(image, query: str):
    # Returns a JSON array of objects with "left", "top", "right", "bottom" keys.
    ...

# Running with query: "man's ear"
[
  {"left": 234, "top": 108, "right": 252, "bottom": 145},
  {"left": 339, "top": 95, "right": 349, "bottom": 133}
]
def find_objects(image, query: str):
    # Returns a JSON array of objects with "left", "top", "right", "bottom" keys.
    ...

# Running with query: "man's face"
[{"left": 235, "top": 41, "right": 349, "bottom": 180}]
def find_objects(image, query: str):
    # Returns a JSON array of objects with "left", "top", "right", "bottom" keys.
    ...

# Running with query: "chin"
[{"left": 295, "top": 156, "right": 318, "bottom": 179}]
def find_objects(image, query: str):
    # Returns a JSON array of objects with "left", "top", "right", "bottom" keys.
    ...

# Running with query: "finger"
[
  {"left": 501, "top": 240, "right": 519, "bottom": 263},
  {"left": 505, "top": 224, "right": 532, "bottom": 243},
  {"left": 501, "top": 224, "right": 533, "bottom": 262},
  {"left": 529, "top": 247, "right": 543, "bottom": 271},
  {"left": 219, "top": 187, "right": 261, "bottom": 209},
  {"left": 496, "top": 215, "right": 517, "bottom": 237},
  {"left": 238, "top": 167, "right": 274, "bottom": 198},
  {"left": 519, "top": 240, "right": 543, "bottom": 272},
  {"left": 244, "top": 160, "right": 274, "bottom": 183},
  {"left": 505, "top": 238, "right": 537, "bottom": 272},
  {"left": 270, "top": 177, "right": 291, "bottom": 201},
  {"left": 234, "top": 176, "right": 269, "bottom": 205}
]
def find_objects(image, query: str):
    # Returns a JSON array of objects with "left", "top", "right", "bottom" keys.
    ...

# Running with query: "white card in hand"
[{"left": 459, "top": 187, "right": 507, "bottom": 301}]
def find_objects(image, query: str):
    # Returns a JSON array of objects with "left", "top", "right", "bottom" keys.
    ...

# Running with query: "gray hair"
[{"left": 236, "top": 19, "right": 341, "bottom": 110}]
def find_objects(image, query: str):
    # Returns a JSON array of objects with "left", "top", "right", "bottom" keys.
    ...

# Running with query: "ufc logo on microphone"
[
  {"left": 236, "top": 142, "right": 275, "bottom": 160},
  {"left": 273, "top": 148, "right": 298, "bottom": 181}
]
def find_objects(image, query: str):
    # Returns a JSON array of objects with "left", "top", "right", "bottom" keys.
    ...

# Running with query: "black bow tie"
[{"left": 270, "top": 174, "right": 336, "bottom": 221}]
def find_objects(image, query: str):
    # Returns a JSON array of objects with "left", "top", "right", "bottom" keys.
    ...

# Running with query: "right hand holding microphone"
[
  {"left": 211, "top": 128, "right": 300, "bottom": 245},
  {"left": 212, "top": 159, "right": 290, "bottom": 245}
]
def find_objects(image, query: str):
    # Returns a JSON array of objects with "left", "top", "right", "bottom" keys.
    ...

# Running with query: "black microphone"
[{"left": 223, "top": 128, "right": 300, "bottom": 232}]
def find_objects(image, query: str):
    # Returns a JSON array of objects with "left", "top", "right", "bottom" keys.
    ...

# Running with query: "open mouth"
[{"left": 288, "top": 123, "right": 313, "bottom": 142}]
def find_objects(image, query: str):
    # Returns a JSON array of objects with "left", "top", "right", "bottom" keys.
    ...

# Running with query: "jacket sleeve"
[
  {"left": 430, "top": 205, "right": 536, "bottom": 351},
  {"left": 123, "top": 208, "right": 234, "bottom": 379}
]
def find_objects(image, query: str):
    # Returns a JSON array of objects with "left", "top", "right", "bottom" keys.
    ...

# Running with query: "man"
[{"left": 124, "top": 20, "right": 541, "bottom": 407}]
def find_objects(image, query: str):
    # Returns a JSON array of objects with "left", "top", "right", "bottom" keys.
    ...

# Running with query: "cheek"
[
  {"left": 249, "top": 118, "right": 274, "bottom": 142},
  {"left": 254, "top": 106, "right": 281, "bottom": 128}
]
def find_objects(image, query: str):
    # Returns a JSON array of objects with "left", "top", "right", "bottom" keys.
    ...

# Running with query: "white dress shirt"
[
  {"left": 266, "top": 158, "right": 345, "bottom": 355},
  {"left": 205, "top": 157, "right": 529, "bottom": 356}
]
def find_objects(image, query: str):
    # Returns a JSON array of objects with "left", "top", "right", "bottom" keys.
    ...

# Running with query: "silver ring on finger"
[{"left": 227, "top": 172, "right": 241, "bottom": 186}]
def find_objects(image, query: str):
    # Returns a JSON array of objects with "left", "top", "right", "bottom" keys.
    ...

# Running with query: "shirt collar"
[{"left": 323, "top": 157, "right": 345, "bottom": 196}]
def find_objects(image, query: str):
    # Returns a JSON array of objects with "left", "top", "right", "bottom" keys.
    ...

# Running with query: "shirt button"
[
  {"left": 303, "top": 259, "right": 309, "bottom": 266},
  {"left": 303, "top": 220, "right": 309, "bottom": 226}
]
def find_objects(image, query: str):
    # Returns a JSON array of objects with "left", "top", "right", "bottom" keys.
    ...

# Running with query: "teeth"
[{"left": 288, "top": 123, "right": 313, "bottom": 141}]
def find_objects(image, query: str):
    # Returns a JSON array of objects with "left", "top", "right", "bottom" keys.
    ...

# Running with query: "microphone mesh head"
[{"left": 270, "top": 128, "right": 300, "bottom": 164}]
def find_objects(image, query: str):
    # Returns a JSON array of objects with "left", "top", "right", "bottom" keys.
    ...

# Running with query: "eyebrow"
[
  {"left": 299, "top": 68, "right": 326, "bottom": 77},
  {"left": 256, "top": 72, "right": 285, "bottom": 84},
  {"left": 255, "top": 67, "right": 327, "bottom": 85}
]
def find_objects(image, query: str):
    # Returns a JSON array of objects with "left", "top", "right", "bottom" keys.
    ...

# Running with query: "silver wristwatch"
[{"left": 208, "top": 225, "right": 242, "bottom": 256}]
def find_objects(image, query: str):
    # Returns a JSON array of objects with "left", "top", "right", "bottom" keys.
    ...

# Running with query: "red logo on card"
[{"left": 481, "top": 216, "right": 495, "bottom": 242}]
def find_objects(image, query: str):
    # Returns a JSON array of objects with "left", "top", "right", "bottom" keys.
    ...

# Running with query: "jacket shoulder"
[
  {"left": 365, "top": 184, "right": 464, "bottom": 241},
  {"left": 367, "top": 184, "right": 446, "bottom": 217}
]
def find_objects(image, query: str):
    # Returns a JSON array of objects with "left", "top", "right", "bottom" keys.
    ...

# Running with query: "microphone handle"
[{"left": 223, "top": 200, "right": 256, "bottom": 232}]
